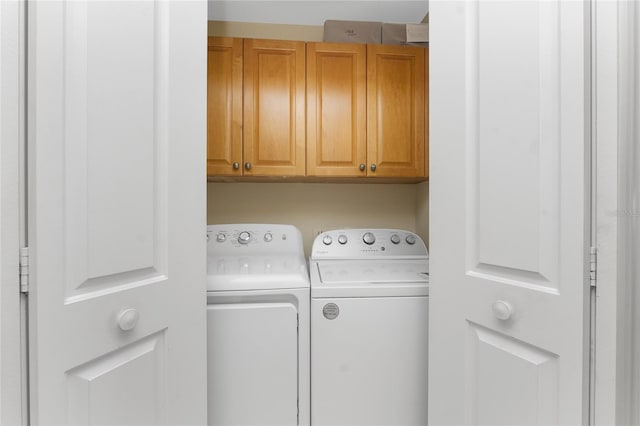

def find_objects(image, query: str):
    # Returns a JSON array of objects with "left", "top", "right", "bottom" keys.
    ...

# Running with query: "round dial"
[
  {"left": 322, "top": 235, "right": 333, "bottom": 245},
  {"left": 238, "top": 231, "right": 251, "bottom": 245},
  {"left": 363, "top": 232, "right": 376, "bottom": 245},
  {"left": 390, "top": 234, "right": 401, "bottom": 244},
  {"left": 216, "top": 233, "right": 226, "bottom": 243},
  {"left": 338, "top": 234, "right": 348, "bottom": 245},
  {"left": 405, "top": 234, "right": 417, "bottom": 245},
  {"left": 264, "top": 232, "right": 273, "bottom": 242}
]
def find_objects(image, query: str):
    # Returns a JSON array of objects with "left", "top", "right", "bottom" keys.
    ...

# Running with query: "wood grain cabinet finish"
[
  {"left": 306, "top": 42, "right": 367, "bottom": 177},
  {"left": 243, "top": 39, "right": 306, "bottom": 176},
  {"left": 207, "top": 37, "right": 428, "bottom": 180},
  {"left": 207, "top": 37, "right": 243, "bottom": 176},
  {"left": 367, "top": 44, "right": 426, "bottom": 178},
  {"left": 307, "top": 42, "right": 427, "bottom": 179}
]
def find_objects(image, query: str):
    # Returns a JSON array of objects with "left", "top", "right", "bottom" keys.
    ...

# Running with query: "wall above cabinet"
[
  {"left": 207, "top": 36, "right": 429, "bottom": 183},
  {"left": 208, "top": 1, "right": 428, "bottom": 27}
]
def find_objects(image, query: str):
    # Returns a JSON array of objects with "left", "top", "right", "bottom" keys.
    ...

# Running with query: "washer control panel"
[
  {"left": 207, "top": 224, "right": 303, "bottom": 256},
  {"left": 312, "top": 229, "right": 428, "bottom": 259}
]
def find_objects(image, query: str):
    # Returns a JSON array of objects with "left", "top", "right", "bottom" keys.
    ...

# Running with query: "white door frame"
[
  {"left": 0, "top": 0, "right": 27, "bottom": 425},
  {"left": 593, "top": 1, "right": 639, "bottom": 424}
]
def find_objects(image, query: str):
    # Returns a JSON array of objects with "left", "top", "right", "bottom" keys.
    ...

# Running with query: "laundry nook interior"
[{"left": 205, "top": 2, "right": 431, "bottom": 424}]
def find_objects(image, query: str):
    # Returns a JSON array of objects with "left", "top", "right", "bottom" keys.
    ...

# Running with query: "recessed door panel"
[
  {"left": 467, "top": 323, "right": 558, "bottom": 426},
  {"left": 207, "top": 37, "right": 243, "bottom": 176},
  {"left": 470, "top": 1, "right": 562, "bottom": 290},
  {"left": 208, "top": 301, "right": 298, "bottom": 426},
  {"left": 243, "top": 39, "right": 306, "bottom": 176},
  {"left": 67, "top": 332, "right": 166, "bottom": 426},
  {"left": 306, "top": 42, "right": 367, "bottom": 177},
  {"left": 367, "top": 44, "right": 425, "bottom": 178},
  {"left": 61, "top": 1, "right": 162, "bottom": 301}
]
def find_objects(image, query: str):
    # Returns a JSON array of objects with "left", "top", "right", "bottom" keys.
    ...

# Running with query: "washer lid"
[
  {"left": 312, "top": 260, "right": 428, "bottom": 298},
  {"left": 317, "top": 260, "right": 429, "bottom": 284}
]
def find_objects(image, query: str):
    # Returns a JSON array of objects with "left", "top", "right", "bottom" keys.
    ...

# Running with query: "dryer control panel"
[
  {"left": 311, "top": 229, "right": 428, "bottom": 260},
  {"left": 207, "top": 224, "right": 304, "bottom": 255}
]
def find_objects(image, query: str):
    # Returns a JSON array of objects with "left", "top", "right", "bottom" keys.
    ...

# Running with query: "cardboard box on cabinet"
[
  {"left": 382, "top": 23, "right": 429, "bottom": 47},
  {"left": 323, "top": 20, "right": 382, "bottom": 44}
]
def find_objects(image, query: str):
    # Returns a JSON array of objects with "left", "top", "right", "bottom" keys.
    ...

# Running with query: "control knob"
[
  {"left": 238, "top": 231, "right": 251, "bottom": 245},
  {"left": 264, "top": 232, "right": 273, "bottom": 242},
  {"left": 322, "top": 235, "right": 333, "bottom": 245},
  {"left": 390, "top": 234, "right": 401, "bottom": 245},
  {"left": 405, "top": 234, "right": 417, "bottom": 245},
  {"left": 338, "top": 234, "right": 348, "bottom": 245},
  {"left": 363, "top": 232, "right": 376, "bottom": 245},
  {"left": 216, "top": 233, "right": 226, "bottom": 243}
]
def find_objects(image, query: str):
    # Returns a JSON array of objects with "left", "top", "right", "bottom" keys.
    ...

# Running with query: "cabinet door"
[
  {"left": 207, "top": 37, "right": 243, "bottom": 176},
  {"left": 307, "top": 42, "right": 367, "bottom": 177},
  {"left": 244, "top": 39, "right": 306, "bottom": 176},
  {"left": 367, "top": 44, "right": 426, "bottom": 178}
]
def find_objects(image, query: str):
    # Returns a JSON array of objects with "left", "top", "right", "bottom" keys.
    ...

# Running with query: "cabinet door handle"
[
  {"left": 232, "top": 162, "right": 240, "bottom": 170},
  {"left": 359, "top": 163, "right": 366, "bottom": 171},
  {"left": 244, "top": 162, "right": 252, "bottom": 170},
  {"left": 370, "top": 163, "right": 377, "bottom": 172}
]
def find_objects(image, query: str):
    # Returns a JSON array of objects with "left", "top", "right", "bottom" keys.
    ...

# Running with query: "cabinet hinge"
[
  {"left": 590, "top": 246, "right": 597, "bottom": 288},
  {"left": 19, "top": 247, "right": 29, "bottom": 293}
]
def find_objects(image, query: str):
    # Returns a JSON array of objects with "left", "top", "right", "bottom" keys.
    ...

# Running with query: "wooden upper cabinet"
[
  {"left": 207, "top": 37, "right": 243, "bottom": 176},
  {"left": 306, "top": 42, "right": 367, "bottom": 177},
  {"left": 207, "top": 37, "right": 428, "bottom": 181},
  {"left": 367, "top": 44, "right": 426, "bottom": 178},
  {"left": 243, "top": 39, "right": 306, "bottom": 176}
]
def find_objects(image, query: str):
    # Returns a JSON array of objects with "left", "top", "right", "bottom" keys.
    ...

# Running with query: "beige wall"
[
  {"left": 208, "top": 20, "right": 323, "bottom": 41},
  {"left": 206, "top": 20, "right": 430, "bottom": 256},
  {"left": 208, "top": 183, "right": 427, "bottom": 256}
]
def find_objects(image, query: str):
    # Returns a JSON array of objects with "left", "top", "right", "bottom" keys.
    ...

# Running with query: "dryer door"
[{"left": 207, "top": 299, "right": 298, "bottom": 426}]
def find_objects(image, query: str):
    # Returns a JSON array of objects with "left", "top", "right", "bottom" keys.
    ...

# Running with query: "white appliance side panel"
[
  {"left": 208, "top": 302, "right": 299, "bottom": 426},
  {"left": 311, "top": 296, "right": 428, "bottom": 426}
]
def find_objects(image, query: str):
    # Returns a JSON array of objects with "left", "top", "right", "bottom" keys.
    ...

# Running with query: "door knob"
[
  {"left": 359, "top": 163, "right": 366, "bottom": 171},
  {"left": 492, "top": 300, "right": 513, "bottom": 321},
  {"left": 118, "top": 308, "right": 139, "bottom": 331},
  {"left": 370, "top": 163, "right": 377, "bottom": 172},
  {"left": 232, "top": 162, "right": 240, "bottom": 170},
  {"left": 244, "top": 162, "right": 252, "bottom": 170}
]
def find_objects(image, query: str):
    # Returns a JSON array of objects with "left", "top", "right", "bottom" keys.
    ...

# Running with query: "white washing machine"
[
  {"left": 206, "top": 224, "right": 310, "bottom": 426},
  {"left": 310, "top": 229, "right": 429, "bottom": 426}
]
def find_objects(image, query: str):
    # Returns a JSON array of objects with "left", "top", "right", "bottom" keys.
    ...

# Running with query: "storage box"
[
  {"left": 382, "top": 23, "right": 429, "bottom": 47},
  {"left": 323, "top": 20, "right": 382, "bottom": 44}
]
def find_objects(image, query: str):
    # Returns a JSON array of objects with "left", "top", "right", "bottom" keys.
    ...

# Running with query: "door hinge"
[
  {"left": 19, "top": 247, "right": 29, "bottom": 293},
  {"left": 590, "top": 246, "right": 597, "bottom": 288}
]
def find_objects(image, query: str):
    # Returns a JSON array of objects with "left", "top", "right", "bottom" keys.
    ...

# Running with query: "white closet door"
[
  {"left": 429, "top": 1, "right": 590, "bottom": 425},
  {"left": 27, "top": 1, "right": 207, "bottom": 424}
]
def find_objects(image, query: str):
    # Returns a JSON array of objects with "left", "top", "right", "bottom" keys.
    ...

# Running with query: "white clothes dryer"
[
  {"left": 206, "top": 224, "right": 310, "bottom": 426},
  {"left": 310, "top": 229, "right": 429, "bottom": 426}
]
